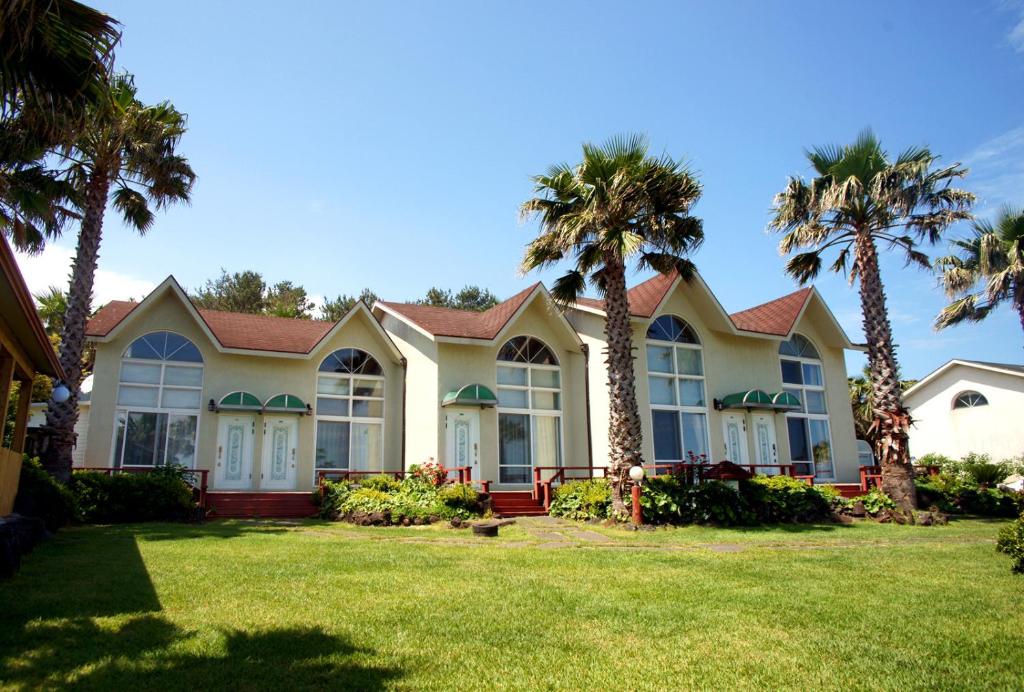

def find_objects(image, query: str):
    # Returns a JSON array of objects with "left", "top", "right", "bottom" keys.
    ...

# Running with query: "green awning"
[
  {"left": 263, "top": 393, "right": 308, "bottom": 414},
  {"left": 770, "top": 391, "right": 801, "bottom": 410},
  {"left": 441, "top": 383, "right": 499, "bottom": 408},
  {"left": 218, "top": 391, "right": 263, "bottom": 412},
  {"left": 719, "top": 390, "right": 774, "bottom": 409}
]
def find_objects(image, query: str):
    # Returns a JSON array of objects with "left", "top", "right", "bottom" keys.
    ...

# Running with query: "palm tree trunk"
[
  {"left": 1015, "top": 281, "right": 1024, "bottom": 337},
  {"left": 43, "top": 167, "right": 111, "bottom": 483},
  {"left": 853, "top": 229, "right": 916, "bottom": 513},
  {"left": 601, "top": 253, "right": 644, "bottom": 517}
]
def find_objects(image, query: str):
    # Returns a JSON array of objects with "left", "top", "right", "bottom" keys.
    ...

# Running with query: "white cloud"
[
  {"left": 13, "top": 243, "right": 156, "bottom": 309},
  {"left": 962, "top": 123, "right": 1024, "bottom": 213}
]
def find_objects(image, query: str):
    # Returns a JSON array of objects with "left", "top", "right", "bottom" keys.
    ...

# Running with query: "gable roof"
[
  {"left": 571, "top": 271, "right": 679, "bottom": 318},
  {"left": 85, "top": 276, "right": 403, "bottom": 361},
  {"left": 729, "top": 288, "right": 814, "bottom": 336},
  {"left": 904, "top": 359, "right": 1024, "bottom": 399},
  {"left": 375, "top": 284, "right": 537, "bottom": 340}
]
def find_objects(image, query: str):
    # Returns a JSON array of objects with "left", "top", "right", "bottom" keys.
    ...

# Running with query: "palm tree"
[
  {"left": 1, "top": 0, "right": 120, "bottom": 250},
  {"left": 935, "top": 206, "right": 1024, "bottom": 335},
  {"left": 520, "top": 134, "right": 704, "bottom": 516},
  {"left": 769, "top": 130, "right": 973, "bottom": 512},
  {"left": 34, "top": 285, "right": 68, "bottom": 335},
  {"left": 43, "top": 73, "right": 195, "bottom": 481}
]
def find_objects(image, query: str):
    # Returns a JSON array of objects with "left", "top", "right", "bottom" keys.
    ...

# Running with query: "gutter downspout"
[
  {"left": 581, "top": 343, "right": 593, "bottom": 467},
  {"left": 400, "top": 357, "right": 408, "bottom": 470}
]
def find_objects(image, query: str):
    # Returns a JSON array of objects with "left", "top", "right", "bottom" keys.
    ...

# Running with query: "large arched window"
[
  {"left": 646, "top": 316, "right": 708, "bottom": 465},
  {"left": 779, "top": 334, "right": 833, "bottom": 480},
  {"left": 496, "top": 336, "right": 561, "bottom": 483},
  {"left": 953, "top": 390, "right": 988, "bottom": 409},
  {"left": 113, "top": 331, "right": 204, "bottom": 467},
  {"left": 315, "top": 348, "right": 385, "bottom": 473}
]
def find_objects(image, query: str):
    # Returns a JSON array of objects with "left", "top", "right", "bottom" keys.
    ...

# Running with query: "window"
[
  {"left": 497, "top": 336, "right": 561, "bottom": 483},
  {"left": 779, "top": 334, "right": 833, "bottom": 480},
  {"left": 953, "top": 390, "right": 988, "bottom": 409},
  {"left": 315, "top": 348, "right": 384, "bottom": 473},
  {"left": 646, "top": 316, "right": 708, "bottom": 465},
  {"left": 112, "top": 331, "right": 203, "bottom": 468}
]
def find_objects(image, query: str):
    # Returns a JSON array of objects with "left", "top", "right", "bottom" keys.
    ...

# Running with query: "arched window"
[
  {"left": 315, "top": 348, "right": 385, "bottom": 473},
  {"left": 113, "top": 331, "right": 204, "bottom": 468},
  {"left": 496, "top": 336, "right": 561, "bottom": 483},
  {"left": 646, "top": 316, "right": 708, "bottom": 465},
  {"left": 953, "top": 391, "right": 988, "bottom": 409},
  {"left": 779, "top": 334, "right": 833, "bottom": 480}
]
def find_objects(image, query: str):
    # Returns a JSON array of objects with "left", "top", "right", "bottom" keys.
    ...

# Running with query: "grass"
[{"left": 1, "top": 518, "right": 1022, "bottom": 690}]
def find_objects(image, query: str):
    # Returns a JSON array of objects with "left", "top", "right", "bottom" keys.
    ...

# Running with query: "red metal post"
[{"left": 631, "top": 482, "right": 642, "bottom": 525}]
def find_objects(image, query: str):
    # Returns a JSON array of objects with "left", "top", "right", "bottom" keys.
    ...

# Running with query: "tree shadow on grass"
[
  {"left": 130, "top": 520, "right": 294, "bottom": 542},
  {"left": 2, "top": 616, "right": 402, "bottom": 691}
]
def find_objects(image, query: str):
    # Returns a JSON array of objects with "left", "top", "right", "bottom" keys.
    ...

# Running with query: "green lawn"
[{"left": 1, "top": 518, "right": 1021, "bottom": 690}]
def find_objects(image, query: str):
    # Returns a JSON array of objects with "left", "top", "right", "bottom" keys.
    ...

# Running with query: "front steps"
[
  {"left": 206, "top": 491, "right": 317, "bottom": 519},
  {"left": 489, "top": 491, "right": 548, "bottom": 517}
]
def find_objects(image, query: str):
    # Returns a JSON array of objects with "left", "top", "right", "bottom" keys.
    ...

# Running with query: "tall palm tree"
[
  {"left": 769, "top": 130, "right": 973, "bottom": 512},
  {"left": 520, "top": 134, "right": 704, "bottom": 516},
  {"left": 1, "top": 0, "right": 120, "bottom": 250},
  {"left": 43, "top": 73, "right": 195, "bottom": 481},
  {"left": 34, "top": 285, "right": 68, "bottom": 335},
  {"left": 935, "top": 206, "right": 1024, "bottom": 335}
]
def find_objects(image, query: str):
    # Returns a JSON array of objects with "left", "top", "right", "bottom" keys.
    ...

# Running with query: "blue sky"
[{"left": 15, "top": 0, "right": 1024, "bottom": 379}]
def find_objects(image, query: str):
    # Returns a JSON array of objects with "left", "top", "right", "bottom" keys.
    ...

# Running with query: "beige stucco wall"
[
  {"left": 378, "top": 313, "right": 439, "bottom": 464},
  {"left": 905, "top": 365, "right": 1024, "bottom": 461},
  {"left": 568, "top": 287, "right": 860, "bottom": 483},
  {"left": 85, "top": 292, "right": 404, "bottom": 491}
]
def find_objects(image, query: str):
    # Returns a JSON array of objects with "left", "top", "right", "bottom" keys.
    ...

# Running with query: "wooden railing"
[
  {"left": 75, "top": 466, "right": 209, "bottom": 511},
  {"left": 316, "top": 466, "right": 489, "bottom": 493},
  {"left": 859, "top": 465, "right": 882, "bottom": 491}
]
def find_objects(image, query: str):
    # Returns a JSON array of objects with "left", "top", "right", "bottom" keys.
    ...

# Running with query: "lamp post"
[{"left": 628, "top": 464, "right": 645, "bottom": 526}]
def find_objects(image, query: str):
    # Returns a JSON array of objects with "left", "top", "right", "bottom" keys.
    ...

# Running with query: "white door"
[
  {"left": 722, "top": 412, "right": 749, "bottom": 465},
  {"left": 261, "top": 416, "right": 298, "bottom": 490},
  {"left": 750, "top": 413, "right": 779, "bottom": 474},
  {"left": 445, "top": 410, "right": 480, "bottom": 481},
  {"left": 215, "top": 415, "right": 255, "bottom": 489}
]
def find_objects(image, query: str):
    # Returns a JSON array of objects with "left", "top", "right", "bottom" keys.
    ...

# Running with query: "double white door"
[
  {"left": 215, "top": 415, "right": 255, "bottom": 489},
  {"left": 721, "top": 412, "right": 778, "bottom": 471}
]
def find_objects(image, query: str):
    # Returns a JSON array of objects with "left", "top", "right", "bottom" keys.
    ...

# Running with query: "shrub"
[
  {"left": 549, "top": 478, "right": 611, "bottom": 521},
  {"left": 915, "top": 473, "right": 1022, "bottom": 517},
  {"left": 359, "top": 475, "right": 402, "bottom": 493},
  {"left": 339, "top": 487, "right": 394, "bottom": 515},
  {"left": 856, "top": 488, "right": 897, "bottom": 515},
  {"left": 436, "top": 484, "right": 481, "bottom": 518},
  {"left": 996, "top": 515, "right": 1024, "bottom": 574},
  {"left": 409, "top": 461, "right": 447, "bottom": 487},
  {"left": 629, "top": 476, "right": 757, "bottom": 526},
  {"left": 740, "top": 475, "right": 833, "bottom": 523},
  {"left": 13, "top": 457, "right": 78, "bottom": 531},
  {"left": 916, "top": 452, "right": 955, "bottom": 468},
  {"left": 313, "top": 480, "right": 353, "bottom": 519},
  {"left": 71, "top": 466, "right": 195, "bottom": 523}
]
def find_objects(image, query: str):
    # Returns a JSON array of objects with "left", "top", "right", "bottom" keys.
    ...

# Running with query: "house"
[
  {"left": 79, "top": 271, "right": 863, "bottom": 515},
  {"left": 373, "top": 283, "right": 589, "bottom": 490},
  {"left": 904, "top": 360, "right": 1024, "bottom": 461},
  {"left": 0, "top": 234, "right": 64, "bottom": 516},
  {"left": 567, "top": 271, "right": 862, "bottom": 484}
]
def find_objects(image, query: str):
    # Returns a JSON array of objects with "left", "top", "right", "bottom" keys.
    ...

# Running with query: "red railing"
[
  {"left": 316, "top": 466, "right": 489, "bottom": 493},
  {"left": 75, "top": 466, "right": 209, "bottom": 511},
  {"left": 859, "top": 465, "right": 882, "bottom": 491}
]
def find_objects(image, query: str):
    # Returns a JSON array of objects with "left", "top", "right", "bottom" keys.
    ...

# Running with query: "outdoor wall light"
[
  {"left": 208, "top": 399, "right": 217, "bottom": 412},
  {"left": 51, "top": 383, "right": 71, "bottom": 403},
  {"left": 305, "top": 403, "right": 313, "bottom": 416}
]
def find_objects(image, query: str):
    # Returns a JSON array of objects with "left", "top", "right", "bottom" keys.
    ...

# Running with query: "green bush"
[
  {"left": 856, "top": 487, "right": 897, "bottom": 515},
  {"left": 436, "top": 484, "right": 481, "bottom": 517},
  {"left": 13, "top": 457, "right": 79, "bottom": 531},
  {"left": 359, "top": 475, "right": 403, "bottom": 493},
  {"left": 628, "top": 476, "right": 757, "bottom": 526},
  {"left": 996, "top": 515, "right": 1024, "bottom": 574},
  {"left": 313, "top": 480, "right": 353, "bottom": 519},
  {"left": 915, "top": 473, "right": 1022, "bottom": 518},
  {"left": 71, "top": 466, "right": 195, "bottom": 523},
  {"left": 740, "top": 475, "right": 833, "bottom": 523},
  {"left": 339, "top": 487, "right": 393, "bottom": 515},
  {"left": 549, "top": 478, "right": 611, "bottom": 521}
]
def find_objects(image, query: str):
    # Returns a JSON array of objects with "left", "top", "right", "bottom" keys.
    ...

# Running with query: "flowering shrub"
[
  {"left": 409, "top": 461, "right": 448, "bottom": 487},
  {"left": 314, "top": 474, "right": 483, "bottom": 524}
]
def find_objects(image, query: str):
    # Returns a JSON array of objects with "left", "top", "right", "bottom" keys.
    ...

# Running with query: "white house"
[{"left": 904, "top": 360, "right": 1024, "bottom": 461}]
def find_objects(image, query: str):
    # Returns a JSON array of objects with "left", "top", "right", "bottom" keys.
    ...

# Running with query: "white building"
[{"left": 903, "top": 360, "right": 1024, "bottom": 462}]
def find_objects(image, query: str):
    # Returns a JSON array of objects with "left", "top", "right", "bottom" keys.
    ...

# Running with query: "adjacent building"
[{"left": 904, "top": 359, "right": 1024, "bottom": 461}]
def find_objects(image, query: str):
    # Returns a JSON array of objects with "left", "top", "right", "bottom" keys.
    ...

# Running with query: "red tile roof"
[
  {"left": 377, "top": 284, "right": 539, "bottom": 339},
  {"left": 729, "top": 287, "right": 813, "bottom": 336},
  {"left": 571, "top": 271, "right": 815, "bottom": 337},
  {"left": 86, "top": 301, "right": 335, "bottom": 354}
]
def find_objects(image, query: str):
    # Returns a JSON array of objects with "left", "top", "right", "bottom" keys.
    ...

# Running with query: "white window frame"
[
  {"left": 496, "top": 338, "right": 563, "bottom": 485},
  {"left": 110, "top": 332, "right": 204, "bottom": 469},
  {"left": 952, "top": 390, "right": 988, "bottom": 409},
  {"left": 313, "top": 349, "right": 386, "bottom": 480},
  {"left": 780, "top": 335, "right": 835, "bottom": 481},
  {"left": 646, "top": 317, "right": 710, "bottom": 464}
]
